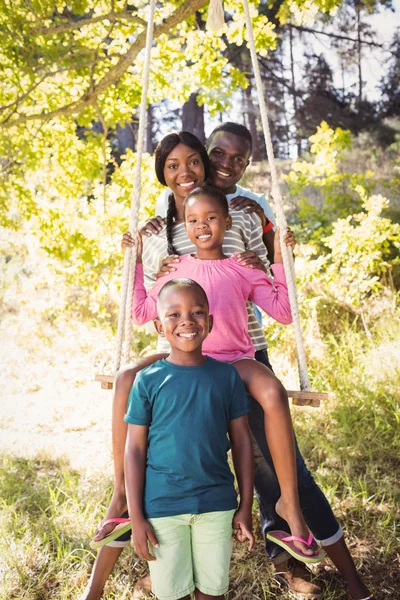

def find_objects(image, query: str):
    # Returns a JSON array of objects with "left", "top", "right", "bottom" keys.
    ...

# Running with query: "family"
[{"left": 81, "top": 123, "right": 373, "bottom": 600}]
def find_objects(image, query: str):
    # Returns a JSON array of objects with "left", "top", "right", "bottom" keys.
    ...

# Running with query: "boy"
[{"left": 124, "top": 278, "right": 254, "bottom": 600}]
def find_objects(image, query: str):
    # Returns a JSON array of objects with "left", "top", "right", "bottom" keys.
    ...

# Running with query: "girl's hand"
[
  {"left": 131, "top": 518, "right": 160, "bottom": 562},
  {"left": 234, "top": 250, "right": 266, "bottom": 272},
  {"left": 156, "top": 255, "right": 181, "bottom": 279},
  {"left": 233, "top": 508, "right": 254, "bottom": 550},
  {"left": 229, "top": 196, "right": 267, "bottom": 227},
  {"left": 121, "top": 231, "right": 134, "bottom": 253},
  {"left": 139, "top": 216, "right": 165, "bottom": 237},
  {"left": 283, "top": 227, "right": 296, "bottom": 249}
]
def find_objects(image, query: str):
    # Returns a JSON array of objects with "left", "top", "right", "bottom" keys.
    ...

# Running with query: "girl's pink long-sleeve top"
[{"left": 132, "top": 254, "right": 292, "bottom": 362}]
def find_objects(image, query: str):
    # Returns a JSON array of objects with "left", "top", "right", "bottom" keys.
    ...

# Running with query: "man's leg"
[{"left": 250, "top": 349, "right": 372, "bottom": 600}]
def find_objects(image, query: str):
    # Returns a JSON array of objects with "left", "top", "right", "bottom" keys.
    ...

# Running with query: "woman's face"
[{"left": 163, "top": 143, "right": 205, "bottom": 202}]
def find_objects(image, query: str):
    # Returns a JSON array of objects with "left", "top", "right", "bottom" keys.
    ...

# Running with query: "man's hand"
[
  {"left": 132, "top": 518, "right": 160, "bottom": 561},
  {"left": 233, "top": 507, "right": 254, "bottom": 550},
  {"left": 229, "top": 196, "right": 266, "bottom": 227},
  {"left": 139, "top": 216, "right": 165, "bottom": 237},
  {"left": 234, "top": 250, "right": 266, "bottom": 272},
  {"left": 156, "top": 255, "right": 181, "bottom": 279}
]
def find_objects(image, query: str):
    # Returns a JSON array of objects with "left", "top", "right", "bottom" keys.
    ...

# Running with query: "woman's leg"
[
  {"left": 233, "top": 359, "right": 312, "bottom": 555},
  {"left": 84, "top": 354, "right": 167, "bottom": 600}
]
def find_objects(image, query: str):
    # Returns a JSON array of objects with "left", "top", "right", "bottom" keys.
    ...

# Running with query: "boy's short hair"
[
  {"left": 158, "top": 278, "right": 209, "bottom": 311},
  {"left": 206, "top": 122, "right": 253, "bottom": 152}
]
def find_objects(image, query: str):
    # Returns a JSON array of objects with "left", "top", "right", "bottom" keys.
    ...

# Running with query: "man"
[{"left": 149, "top": 122, "right": 372, "bottom": 600}]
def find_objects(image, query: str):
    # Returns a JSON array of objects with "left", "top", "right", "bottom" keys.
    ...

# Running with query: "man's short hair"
[{"left": 206, "top": 122, "right": 253, "bottom": 152}]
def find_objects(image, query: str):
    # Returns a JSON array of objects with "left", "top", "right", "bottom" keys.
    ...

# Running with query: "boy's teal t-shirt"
[{"left": 124, "top": 357, "right": 251, "bottom": 518}]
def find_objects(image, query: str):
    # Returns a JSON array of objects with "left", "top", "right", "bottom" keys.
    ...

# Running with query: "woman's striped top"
[{"left": 141, "top": 210, "right": 270, "bottom": 354}]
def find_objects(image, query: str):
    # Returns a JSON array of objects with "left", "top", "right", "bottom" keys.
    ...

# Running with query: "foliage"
[{"left": 285, "top": 122, "right": 377, "bottom": 245}]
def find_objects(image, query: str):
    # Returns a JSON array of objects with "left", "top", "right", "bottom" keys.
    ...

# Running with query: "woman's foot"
[
  {"left": 92, "top": 491, "right": 127, "bottom": 543},
  {"left": 275, "top": 497, "right": 317, "bottom": 555}
]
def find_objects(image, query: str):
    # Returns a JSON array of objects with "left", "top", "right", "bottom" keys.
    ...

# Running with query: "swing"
[{"left": 96, "top": 0, "right": 329, "bottom": 408}]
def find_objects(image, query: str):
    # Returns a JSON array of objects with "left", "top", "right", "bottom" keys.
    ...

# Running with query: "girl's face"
[
  {"left": 163, "top": 143, "right": 205, "bottom": 202},
  {"left": 184, "top": 194, "right": 232, "bottom": 252}
]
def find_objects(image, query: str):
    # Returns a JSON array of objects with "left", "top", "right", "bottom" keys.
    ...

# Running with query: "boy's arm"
[
  {"left": 229, "top": 415, "right": 255, "bottom": 550},
  {"left": 125, "top": 423, "right": 159, "bottom": 561}
]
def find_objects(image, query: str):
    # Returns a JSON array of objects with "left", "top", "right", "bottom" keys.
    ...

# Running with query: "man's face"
[{"left": 207, "top": 131, "right": 252, "bottom": 194}]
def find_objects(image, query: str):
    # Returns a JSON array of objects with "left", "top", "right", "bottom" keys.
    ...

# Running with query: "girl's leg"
[
  {"left": 79, "top": 546, "right": 123, "bottom": 600},
  {"left": 323, "top": 538, "right": 371, "bottom": 599},
  {"left": 86, "top": 354, "right": 167, "bottom": 598},
  {"left": 233, "top": 360, "right": 312, "bottom": 555}
]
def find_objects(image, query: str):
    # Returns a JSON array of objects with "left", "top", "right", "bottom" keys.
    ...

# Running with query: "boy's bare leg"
[
  {"left": 79, "top": 546, "right": 123, "bottom": 600},
  {"left": 233, "top": 360, "right": 313, "bottom": 556},
  {"left": 195, "top": 592, "right": 224, "bottom": 600}
]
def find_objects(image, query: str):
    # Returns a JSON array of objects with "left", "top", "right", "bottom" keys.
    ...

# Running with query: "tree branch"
[
  {"left": 31, "top": 9, "right": 146, "bottom": 35},
  {"left": 289, "top": 24, "right": 384, "bottom": 48},
  {"left": 1, "top": 0, "right": 208, "bottom": 129}
]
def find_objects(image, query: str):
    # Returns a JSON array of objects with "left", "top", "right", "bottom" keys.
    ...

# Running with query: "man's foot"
[
  {"left": 275, "top": 497, "right": 317, "bottom": 555},
  {"left": 273, "top": 556, "right": 322, "bottom": 599}
]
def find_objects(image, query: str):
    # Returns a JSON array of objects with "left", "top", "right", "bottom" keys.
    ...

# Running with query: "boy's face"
[
  {"left": 154, "top": 285, "right": 213, "bottom": 352},
  {"left": 207, "top": 131, "right": 252, "bottom": 194}
]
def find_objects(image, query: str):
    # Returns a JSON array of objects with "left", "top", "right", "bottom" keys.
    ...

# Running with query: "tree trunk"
[
  {"left": 181, "top": 93, "right": 205, "bottom": 143},
  {"left": 356, "top": 6, "right": 363, "bottom": 104},
  {"left": 146, "top": 104, "right": 155, "bottom": 154},
  {"left": 289, "top": 25, "right": 302, "bottom": 157},
  {"left": 244, "top": 76, "right": 262, "bottom": 162},
  {"left": 117, "top": 121, "right": 135, "bottom": 154}
]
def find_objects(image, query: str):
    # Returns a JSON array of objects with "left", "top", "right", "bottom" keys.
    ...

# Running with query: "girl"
[{"left": 131, "top": 184, "right": 322, "bottom": 563}]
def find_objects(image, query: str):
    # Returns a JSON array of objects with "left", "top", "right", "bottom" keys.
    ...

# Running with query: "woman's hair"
[
  {"left": 184, "top": 185, "right": 229, "bottom": 218},
  {"left": 154, "top": 132, "right": 211, "bottom": 256}
]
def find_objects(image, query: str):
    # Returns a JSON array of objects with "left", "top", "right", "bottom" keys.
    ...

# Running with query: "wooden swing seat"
[{"left": 95, "top": 374, "right": 328, "bottom": 407}]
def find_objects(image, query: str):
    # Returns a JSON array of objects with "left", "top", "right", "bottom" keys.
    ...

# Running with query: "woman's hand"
[
  {"left": 229, "top": 196, "right": 267, "bottom": 227},
  {"left": 156, "top": 255, "right": 181, "bottom": 279},
  {"left": 139, "top": 216, "right": 165, "bottom": 237},
  {"left": 131, "top": 517, "right": 160, "bottom": 561},
  {"left": 233, "top": 507, "right": 254, "bottom": 550},
  {"left": 234, "top": 250, "right": 266, "bottom": 272}
]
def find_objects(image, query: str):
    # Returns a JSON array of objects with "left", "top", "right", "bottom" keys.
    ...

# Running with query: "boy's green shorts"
[{"left": 148, "top": 509, "right": 236, "bottom": 600}]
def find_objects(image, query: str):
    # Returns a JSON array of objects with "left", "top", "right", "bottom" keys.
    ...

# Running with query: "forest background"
[{"left": 0, "top": 1, "right": 399, "bottom": 599}]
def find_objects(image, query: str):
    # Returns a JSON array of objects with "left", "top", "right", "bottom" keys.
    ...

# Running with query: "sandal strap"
[
  {"left": 281, "top": 534, "right": 314, "bottom": 547},
  {"left": 101, "top": 517, "right": 130, "bottom": 528}
]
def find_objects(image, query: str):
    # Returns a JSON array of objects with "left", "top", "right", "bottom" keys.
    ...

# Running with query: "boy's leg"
[
  {"left": 233, "top": 359, "right": 312, "bottom": 555},
  {"left": 191, "top": 510, "right": 235, "bottom": 599},
  {"left": 147, "top": 514, "right": 195, "bottom": 600}
]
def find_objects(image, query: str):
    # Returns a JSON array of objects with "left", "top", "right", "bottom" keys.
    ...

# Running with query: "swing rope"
[
  {"left": 114, "top": 0, "right": 156, "bottom": 373},
  {"left": 241, "top": 0, "right": 312, "bottom": 394}
]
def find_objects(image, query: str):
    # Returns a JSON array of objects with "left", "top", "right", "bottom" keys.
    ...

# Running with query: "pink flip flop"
[
  {"left": 266, "top": 530, "right": 326, "bottom": 564},
  {"left": 90, "top": 518, "right": 132, "bottom": 550}
]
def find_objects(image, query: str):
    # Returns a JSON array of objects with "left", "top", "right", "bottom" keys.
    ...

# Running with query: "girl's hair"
[
  {"left": 154, "top": 132, "right": 211, "bottom": 255},
  {"left": 184, "top": 185, "right": 229, "bottom": 218}
]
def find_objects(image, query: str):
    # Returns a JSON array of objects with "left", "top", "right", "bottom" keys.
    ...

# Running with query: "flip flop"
[
  {"left": 266, "top": 530, "right": 326, "bottom": 564},
  {"left": 90, "top": 517, "right": 132, "bottom": 550}
]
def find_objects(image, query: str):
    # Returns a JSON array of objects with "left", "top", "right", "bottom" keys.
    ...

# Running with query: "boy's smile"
[
  {"left": 207, "top": 132, "right": 251, "bottom": 194},
  {"left": 154, "top": 284, "right": 213, "bottom": 365}
]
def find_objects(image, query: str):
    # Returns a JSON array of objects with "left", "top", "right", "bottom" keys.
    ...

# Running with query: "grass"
[{"left": 1, "top": 224, "right": 399, "bottom": 599}]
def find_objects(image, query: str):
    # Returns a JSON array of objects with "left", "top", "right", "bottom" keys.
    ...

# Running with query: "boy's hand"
[
  {"left": 139, "top": 216, "right": 165, "bottom": 237},
  {"left": 229, "top": 197, "right": 267, "bottom": 227},
  {"left": 132, "top": 518, "right": 160, "bottom": 561},
  {"left": 233, "top": 508, "right": 254, "bottom": 550},
  {"left": 234, "top": 250, "right": 266, "bottom": 272},
  {"left": 156, "top": 255, "right": 181, "bottom": 279}
]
